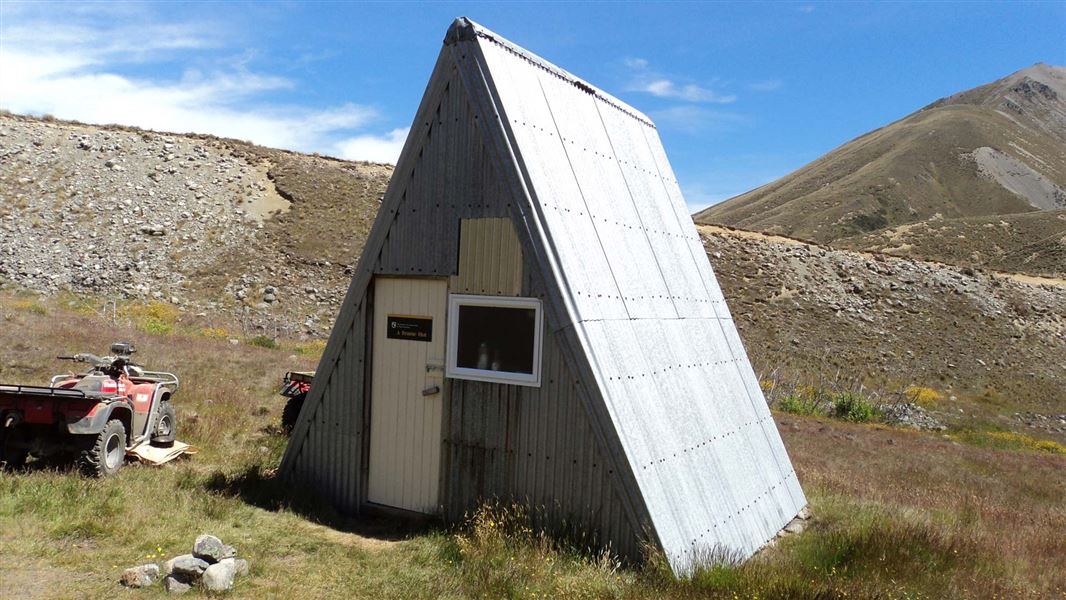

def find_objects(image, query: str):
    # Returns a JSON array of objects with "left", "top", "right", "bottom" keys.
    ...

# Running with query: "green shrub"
[
  {"left": 778, "top": 394, "right": 822, "bottom": 416},
  {"left": 832, "top": 392, "right": 877, "bottom": 423},
  {"left": 140, "top": 316, "right": 174, "bottom": 335},
  {"left": 248, "top": 335, "right": 277, "bottom": 349}
]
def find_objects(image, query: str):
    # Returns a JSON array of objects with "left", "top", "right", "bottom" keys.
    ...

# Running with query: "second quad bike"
[
  {"left": 0, "top": 342, "right": 179, "bottom": 476},
  {"left": 279, "top": 370, "right": 314, "bottom": 435}
]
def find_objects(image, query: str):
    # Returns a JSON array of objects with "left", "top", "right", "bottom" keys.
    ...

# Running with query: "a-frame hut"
[{"left": 279, "top": 17, "right": 806, "bottom": 573}]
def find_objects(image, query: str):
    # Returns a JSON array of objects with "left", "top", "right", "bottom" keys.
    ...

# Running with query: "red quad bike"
[
  {"left": 0, "top": 342, "right": 180, "bottom": 476},
  {"left": 279, "top": 370, "right": 314, "bottom": 435}
]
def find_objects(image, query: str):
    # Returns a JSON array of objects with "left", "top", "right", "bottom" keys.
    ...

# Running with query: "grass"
[
  {"left": 247, "top": 335, "right": 278, "bottom": 349},
  {"left": 1, "top": 294, "right": 1065, "bottom": 598},
  {"left": 905, "top": 386, "right": 944, "bottom": 408},
  {"left": 830, "top": 392, "right": 878, "bottom": 423},
  {"left": 774, "top": 388, "right": 880, "bottom": 424},
  {"left": 951, "top": 430, "right": 1066, "bottom": 456},
  {"left": 292, "top": 339, "right": 327, "bottom": 356}
]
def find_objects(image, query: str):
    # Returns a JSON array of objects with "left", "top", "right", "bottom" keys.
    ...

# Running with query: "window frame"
[{"left": 446, "top": 294, "right": 543, "bottom": 387}]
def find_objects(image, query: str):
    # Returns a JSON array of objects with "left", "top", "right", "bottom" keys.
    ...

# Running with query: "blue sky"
[{"left": 2, "top": 2, "right": 1063, "bottom": 212}]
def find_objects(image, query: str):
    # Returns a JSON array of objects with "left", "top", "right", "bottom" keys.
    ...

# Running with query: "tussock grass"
[
  {"left": 247, "top": 334, "right": 278, "bottom": 349},
  {"left": 773, "top": 387, "right": 880, "bottom": 424}
]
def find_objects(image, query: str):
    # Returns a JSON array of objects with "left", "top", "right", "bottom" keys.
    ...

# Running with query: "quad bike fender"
[
  {"left": 66, "top": 402, "right": 133, "bottom": 437},
  {"left": 137, "top": 385, "right": 170, "bottom": 441}
]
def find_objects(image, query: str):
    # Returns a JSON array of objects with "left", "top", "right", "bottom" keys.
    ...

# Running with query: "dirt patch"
[
  {"left": 0, "top": 556, "right": 85, "bottom": 599},
  {"left": 244, "top": 160, "right": 291, "bottom": 223}
]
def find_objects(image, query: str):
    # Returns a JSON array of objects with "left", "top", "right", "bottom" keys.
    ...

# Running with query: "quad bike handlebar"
[{"left": 51, "top": 343, "right": 177, "bottom": 391}]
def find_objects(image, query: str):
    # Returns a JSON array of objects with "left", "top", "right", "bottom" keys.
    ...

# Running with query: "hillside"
[
  {"left": 701, "top": 225, "right": 1066, "bottom": 414},
  {"left": 2, "top": 112, "right": 1065, "bottom": 412},
  {"left": 695, "top": 64, "right": 1066, "bottom": 277},
  {"left": 0, "top": 113, "right": 388, "bottom": 338}
]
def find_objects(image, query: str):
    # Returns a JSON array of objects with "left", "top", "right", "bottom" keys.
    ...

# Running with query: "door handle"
[{"left": 422, "top": 385, "right": 441, "bottom": 397}]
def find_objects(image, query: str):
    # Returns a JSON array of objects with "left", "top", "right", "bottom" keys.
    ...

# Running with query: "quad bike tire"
[
  {"left": 77, "top": 419, "right": 127, "bottom": 477},
  {"left": 151, "top": 401, "right": 176, "bottom": 448},
  {"left": 0, "top": 424, "right": 28, "bottom": 470},
  {"left": 281, "top": 393, "right": 306, "bottom": 436}
]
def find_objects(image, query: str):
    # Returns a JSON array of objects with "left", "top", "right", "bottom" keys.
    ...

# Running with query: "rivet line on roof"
[
  {"left": 514, "top": 118, "right": 680, "bottom": 186},
  {"left": 536, "top": 200, "right": 698, "bottom": 240},
  {"left": 570, "top": 289, "right": 727, "bottom": 306},
  {"left": 606, "top": 357, "right": 741, "bottom": 382},
  {"left": 639, "top": 413, "right": 776, "bottom": 471},
  {"left": 475, "top": 30, "right": 657, "bottom": 129},
  {"left": 687, "top": 470, "right": 798, "bottom": 548}
]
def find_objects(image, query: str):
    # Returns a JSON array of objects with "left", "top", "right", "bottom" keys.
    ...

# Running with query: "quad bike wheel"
[
  {"left": 281, "top": 393, "right": 306, "bottom": 436},
  {"left": 78, "top": 419, "right": 126, "bottom": 477},
  {"left": 0, "top": 424, "right": 28, "bottom": 471},
  {"left": 151, "top": 401, "right": 176, "bottom": 448}
]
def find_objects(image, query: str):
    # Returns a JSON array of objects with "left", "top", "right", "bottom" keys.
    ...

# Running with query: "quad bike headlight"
[{"left": 109, "top": 342, "right": 135, "bottom": 357}]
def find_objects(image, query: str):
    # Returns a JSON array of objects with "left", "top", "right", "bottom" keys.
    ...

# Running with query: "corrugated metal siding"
[
  {"left": 469, "top": 23, "right": 806, "bottom": 572},
  {"left": 442, "top": 321, "right": 643, "bottom": 560},
  {"left": 453, "top": 218, "right": 523, "bottom": 296},
  {"left": 375, "top": 62, "right": 511, "bottom": 277},
  {"left": 286, "top": 301, "right": 367, "bottom": 513}
]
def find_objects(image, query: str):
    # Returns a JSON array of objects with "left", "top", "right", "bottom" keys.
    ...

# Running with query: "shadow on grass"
[{"left": 199, "top": 462, "right": 439, "bottom": 542}]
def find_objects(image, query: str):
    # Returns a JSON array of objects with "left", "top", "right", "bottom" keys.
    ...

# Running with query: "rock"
[
  {"left": 263, "top": 292, "right": 277, "bottom": 303},
  {"left": 784, "top": 520, "right": 805, "bottom": 534},
  {"left": 880, "top": 402, "right": 945, "bottom": 431},
  {"left": 163, "top": 575, "right": 192, "bottom": 594},
  {"left": 121, "top": 563, "right": 160, "bottom": 588},
  {"left": 202, "top": 558, "right": 238, "bottom": 592},
  {"left": 797, "top": 506, "right": 812, "bottom": 520},
  {"left": 234, "top": 558, "right": 250, "bottom": 577},
  {"left": 165, "top": 554, "right": 209, "bottom": 578},
  {"left": 193, "top": 534, "right": 236, "bottom": 563}
]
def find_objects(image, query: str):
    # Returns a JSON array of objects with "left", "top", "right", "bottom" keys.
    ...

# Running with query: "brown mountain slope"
[
  {"left": 695, "top": 64, "right": 1066, "bottom": 276},
  {"left": 835, "top": 208, "right": 1066, "bottom": 277}
]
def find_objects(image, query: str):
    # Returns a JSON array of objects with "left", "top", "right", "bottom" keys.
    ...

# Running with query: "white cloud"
[
  {"left": 0, "top": 10, "right": 404, "bottom": 164},
  {"left": 333, "top": 128, "right": 410, "bottom": 164},
  {"left": 640, "top": 79, "right": 737, "bottom": 104},
  {"left": 622, "top": 58, "right": 736, "bottom": 104}
]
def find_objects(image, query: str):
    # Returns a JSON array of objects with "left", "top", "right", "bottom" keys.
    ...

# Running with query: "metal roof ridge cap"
[{"left": 452, "top": 17, "right": 657, "bottom": 129}]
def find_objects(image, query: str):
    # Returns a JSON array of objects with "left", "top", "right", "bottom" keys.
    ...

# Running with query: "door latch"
[{"left": 422, "top": 385, "right": 441, "bottom": 396}]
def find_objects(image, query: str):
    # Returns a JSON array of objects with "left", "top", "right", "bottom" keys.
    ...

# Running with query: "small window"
[{"left": 446, "top": 294, "right": 543, "bottom": 387}]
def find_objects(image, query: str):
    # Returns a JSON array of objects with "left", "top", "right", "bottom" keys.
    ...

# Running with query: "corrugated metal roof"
[{"left": 458, "top": 17, "right": 806, "bottom": 572}]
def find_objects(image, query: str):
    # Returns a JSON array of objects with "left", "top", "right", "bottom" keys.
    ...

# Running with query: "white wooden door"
[{"left": 367, "top": 277, "right": 447, "bottom": 513}]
